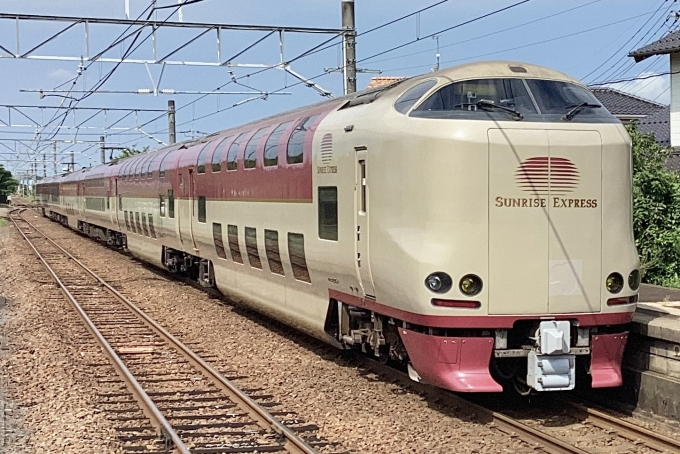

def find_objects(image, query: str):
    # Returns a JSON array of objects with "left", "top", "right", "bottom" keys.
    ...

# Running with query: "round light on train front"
[
  {"left": 606, "top": 272, "right": 624, "bottom": 294},
  {"left": 628, "top": 270, "right": 641, "bottom": 291},
  {"left": 425, "top": 272, "right": 452, "bottom": 293},
  {"left": 459, "top": 274, "right": 483, "bottom": 296}
]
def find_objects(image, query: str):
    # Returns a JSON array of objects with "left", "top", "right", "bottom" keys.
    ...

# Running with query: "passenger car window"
[
  {"left": 245, "top": 227, "right": 262, "bottom": 269},
  {"left": 159, "top": 151, "right": 174, "bottom": 178},
  {"left": 228, "top": 224, "right": 243, "bottom": 263},
  {"left": 213, "top": 223, "right": 227, "bottom": 259},
  {"left": 264, "top": 122, "right": 291, "bottom": 167},
  {"left": 288, "top": 233, "right": 311, "bottom": 283},
  {"left": 227, "top": 132, "right": 248, "bottom": 171},
  {"left": 287, "top": 116, "right": 317, "bottom": 165},
  {"left": 197, "top": 196, "right": 206, "bottom": 223},
  {"left": 318, "top": 187, "right": 338, "bottom": 241},
  {"left": 196, "top": 142, "right": 212, "bottom": 174},
  {"left": 394, "top": 79, "right": 437, "bottom": 114},
  {"left": 244, "top": 128, "right": 268, "bottom": 169},
  {"left": 264, "top": 229, "right": 284, "bottom": 275},
  {"left": 211, "top": 136, "right": 232, "bottom": 172}
]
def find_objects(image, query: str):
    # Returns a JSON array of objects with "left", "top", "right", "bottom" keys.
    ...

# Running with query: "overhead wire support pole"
[
  {"left": 342, "top": 0, "right": 357, "bottom": 94},
  {"left": 168, "top": 100, "right": 176, "bottom": 145}
]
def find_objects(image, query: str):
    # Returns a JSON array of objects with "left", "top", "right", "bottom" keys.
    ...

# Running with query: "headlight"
[
  {"left": 628, "top": 270, "right": 641, "bottom": 291},
  {"left": 606, "top": 272, "right": 624, "bottom": 294},
  {"left": 459, "top": 274, "right": 483, "bottom": 296},
  {"left": 425, "top": 272, "right": 452, "bottom": 293}
]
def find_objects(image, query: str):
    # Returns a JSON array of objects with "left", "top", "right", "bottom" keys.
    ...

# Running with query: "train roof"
[{"left": 37, "top": 61, "right": 583, "bottom": 185}]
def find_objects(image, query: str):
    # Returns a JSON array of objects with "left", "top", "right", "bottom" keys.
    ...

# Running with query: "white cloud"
[
  {"left": 48, "top": 68, "right": 76, "bottom": 82},
  {"left": 606, "top": 72, "right": 670, "bottom": 105}
]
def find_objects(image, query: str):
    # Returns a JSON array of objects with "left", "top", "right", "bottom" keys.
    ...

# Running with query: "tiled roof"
[
  {"left": 638, "top": 105, "right": 670, "bottom": 146},
  {"left": 629, "top": 29, "right": 680, "bottom": 62},
  {"left": 591, "top": 87, "right": 666, "bottom": 116}
]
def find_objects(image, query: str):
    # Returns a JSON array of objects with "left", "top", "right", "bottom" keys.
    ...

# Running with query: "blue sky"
[{"left": 0, "top": 0, "right": 673, "bottom": 174}]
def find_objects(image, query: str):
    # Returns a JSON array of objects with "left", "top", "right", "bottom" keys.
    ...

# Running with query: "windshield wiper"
[
  {"left": 476, "top": 99, "right": 524, "bottom": 120},
  {"left": 563, "top": 102, "right": 601, "bottom": 121},
  {"left": 452, "top": 100, "right": 524, "bottom": 120}
]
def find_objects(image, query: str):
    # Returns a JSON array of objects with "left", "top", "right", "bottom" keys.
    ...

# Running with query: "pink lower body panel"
[
  {"left": 590, "top": 332, "right": 628, "bottom": 388},
  {"left": 399, "top": 328, "right": 503, "bottom": 392}
]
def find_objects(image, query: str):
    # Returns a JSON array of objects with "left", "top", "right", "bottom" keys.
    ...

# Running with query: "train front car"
[{"left": 324, "top": 61, "right": 638, "bottom": 394}]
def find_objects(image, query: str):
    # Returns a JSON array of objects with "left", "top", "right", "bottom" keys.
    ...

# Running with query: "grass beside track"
[{"left": 0, "top": 218, "right": 9, "bottom": 228}]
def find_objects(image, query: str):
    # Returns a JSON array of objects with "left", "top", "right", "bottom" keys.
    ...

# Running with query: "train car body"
[{"left": 37, "top": 61, "right": 639, "bottom": 394}]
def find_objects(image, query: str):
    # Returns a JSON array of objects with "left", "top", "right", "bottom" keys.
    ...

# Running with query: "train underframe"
[
  {"left": 324, "top": 299, "right": 630, "bottom": 394},
  {"left": 43, "top": 208, "right": 630, "bottom": 395}
]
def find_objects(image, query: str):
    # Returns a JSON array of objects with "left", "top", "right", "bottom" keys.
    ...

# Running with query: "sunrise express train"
[{"left": 36, "top": 61, "right": 639, "bottom": 394}]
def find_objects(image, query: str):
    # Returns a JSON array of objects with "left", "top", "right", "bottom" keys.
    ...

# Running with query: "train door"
[
  {"left": 355, "top": 147, "right": 375, "bottom": 298},
  {"left": 178, "top": 169, "right": 197, "bottom": 251}
]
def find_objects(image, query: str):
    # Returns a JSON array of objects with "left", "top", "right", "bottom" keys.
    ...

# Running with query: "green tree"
[
  {"left": 628, "top": 123, "right": 680, "bottom": 286},
  {"left": 0, "top": 164, "right": 18, "bottom": 196},
  {"left": 115, "top": 146, "right": 148, "bottom": 160}
]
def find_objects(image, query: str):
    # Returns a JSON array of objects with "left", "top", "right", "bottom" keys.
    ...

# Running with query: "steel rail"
[
  {"left": 9, "top": 209, "right": 191, "bottom": 454},
  {"left": 561, "top": 397, "right": 680, "bottom": 453},
  {"left": 12, "top": 209, "right": 319, "bottom": 454}
]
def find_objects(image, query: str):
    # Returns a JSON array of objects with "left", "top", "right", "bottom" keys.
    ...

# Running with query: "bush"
[{"left": 628, "top": 123, "right": 680, "bottom": 286}]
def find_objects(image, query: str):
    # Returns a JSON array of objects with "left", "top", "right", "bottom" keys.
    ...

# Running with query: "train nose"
[{"left": 487, "top": 128, "right": 602, "bottom": 315}]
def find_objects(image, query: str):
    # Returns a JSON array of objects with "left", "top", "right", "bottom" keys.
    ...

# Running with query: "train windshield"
[{"left": 410, "top": 78, "right": 616, "bottom": 123}]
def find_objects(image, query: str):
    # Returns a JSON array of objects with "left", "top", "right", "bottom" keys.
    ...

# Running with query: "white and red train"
[{"left": 36, "top": 61, "right": 639, "bottom": 394}]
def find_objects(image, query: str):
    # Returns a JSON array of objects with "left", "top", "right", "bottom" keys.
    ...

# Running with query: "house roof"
[
  {"left": 629, "top": 29, "right": 680, "bottom": 62},
  {"left": 591, "top": 87, "right": 666, "bottom": 116},
  {"left": 591, "top": 87, "right": 669, "bottom": 146}
]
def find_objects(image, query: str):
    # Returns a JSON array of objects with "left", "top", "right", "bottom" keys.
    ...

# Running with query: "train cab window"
[
  {"left": 211, "top": 136, "right": 232, "bottom": 172},
  {"left": 168, "top": 190, "right": 175, "bottom": 218},
  {"left": 244, "top": 127, "right": 268, "bottom": 169},
  {"left": 159, "top": 195, "right": 166, "bottom": 217},
  {"left": 287, "top": 116, "right": 317, "bottom": 165},
  {"left": 148, "top": 214, "right": 156, "bottom": 238},
  {"left": 124, "top": 211, "right": 130, "bottom": 231},
  {"left": 227, "top": 224, "right": 243, "bottom": 263},
  {"left": 213, "top": 223, "right": 227, "bottom": 259},
  {"left": 141, "top": 213, "right": 149, "bottom": 236},
  {"left": 227, "top": 132, "right": 248, "bottom": 171},
  {"left": 264, "top": 122, "right": 291, "bottom": 167},
  {"left": 394, "top": 79, "right": 437, "bottom": 114},
  {"left": 412, "top": 78, "right": 537, "bottom": 118},
  {"left": 524, "top": 79, "right": 613, "bottom": 120},
  {"left": 245, "top": 227, "right": 262, "bottom": 269},
  {"left": 318, "top": 187, "right": 338, "bottom": 241},
  {"left": 198, "top": 196, "right": 206, "bottom": 223},
  {"left": 196, "top": 142, "right": 212, "bottom": 174},
  {"left": 288, "top": 233, "right": 311, "bottom": 283},
  {"left": 264, "top": 229, "right": 284, "bottom": 276}
]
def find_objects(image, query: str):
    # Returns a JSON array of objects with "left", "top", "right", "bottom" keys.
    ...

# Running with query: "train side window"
[
  {"left": 227, "top": 132, "right": 248, "bottom": 171},
  {"left": 244, "top": 127, "right": 268, "bottom": 169},
  {"left": 245, "top": 227, "right": 262, "bottom": 269},
  {"left": 211, "top": 136, "right": 232, "bottom": 172},
  {"left": 196, "top": 142, "right": 212, "bottom": 174},
  {"left": 394, "top": 79, "right": 437, "bottom": 114},
  {"left": 264, "top": 229, "right": 284, "bottom": 276},
  {"left": 168, "top": 190, "right": 175, "bottom": 218},
  {"left": 264, "top": 122, "right": 291, "bottom": 167},
  {"left": 148, "top": 214, "right": 156, "bottom": 238},
  {"left": 287, "top": 116, "right": 317, "bottom": 165},
  {"left": 213, "top": 223, "right": 227, "bottom": 259},
  {"left": 106, "top": 197, "right": 110, "bottom": 210},
  {"left": 159, "top": 151, "right": 173, "bottom": 178},
  {"left": 118, "top": 195, "right": 122, "bottom": 211},
  {"left": 227, "top": 224, "right": 243, "bottom": 263},
  {"left": 198, "top": 196, "right": 206, "bottom": 223},
  {"left": 159, "top": 195, "right": 166, "bottom": 217},
  {"left": 141, "top": 213, "right": 149, "bottom": 236},
  {"left": 318, "top": 186, "right": 338, "bottom": 241},
  {"left": 135, "top": 212, "right": 141, "bottom": 233},
  {"left": 124, "top": 211, "right": 130, "bottom": 231},
  {"left": 145, "top": 155, "right": 154, "bottom": 178},
  {"left": 288, "top": 233, "right": 311, "bottom": 283}
]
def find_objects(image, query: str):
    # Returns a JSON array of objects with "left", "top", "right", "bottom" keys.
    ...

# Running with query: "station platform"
[{"left": 620, "top": 284, "right": 680, "bottom": 425}]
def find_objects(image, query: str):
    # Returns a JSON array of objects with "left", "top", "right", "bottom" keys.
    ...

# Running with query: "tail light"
[
  {"left": 607, "top": 295, "right": 638, "bottom": 306},
  {"left": 432, "top": 299, "right": 481, "bottom": 309}
]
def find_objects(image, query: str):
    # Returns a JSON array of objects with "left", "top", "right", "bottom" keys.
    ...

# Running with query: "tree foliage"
[
  {"left": 115, "top": 146, "right": 148, "bottom": 160},
  {"left": 0, "top": 164, "right": 18, "bottom": 196},
  {"left": 629, "top": 123, "right": 680, "bottom": 286}
]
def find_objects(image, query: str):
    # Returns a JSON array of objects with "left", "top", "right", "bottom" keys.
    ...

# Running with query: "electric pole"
[
  {"left": 342, "top": 0, "right": 357, "bottom": 94},
  {"left": 70, "top": 152, "right": 75, "bottom": 173},
  {"left": 100, "top": 136, "right": 106, "bottom": 164},
  {"left": 53, "top": 142, "right": 57, "bottom": 175},
  {"left": 168, "top": 100, "right": 176, "bottom": 145}
]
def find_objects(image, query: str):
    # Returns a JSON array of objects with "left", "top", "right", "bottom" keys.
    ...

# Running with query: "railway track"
[
  {"left": 358, "top": 354, "right": 680, "bottom": 454},
  {"left": 10, "top": 209, "right": 336, "bottom": 454}
]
